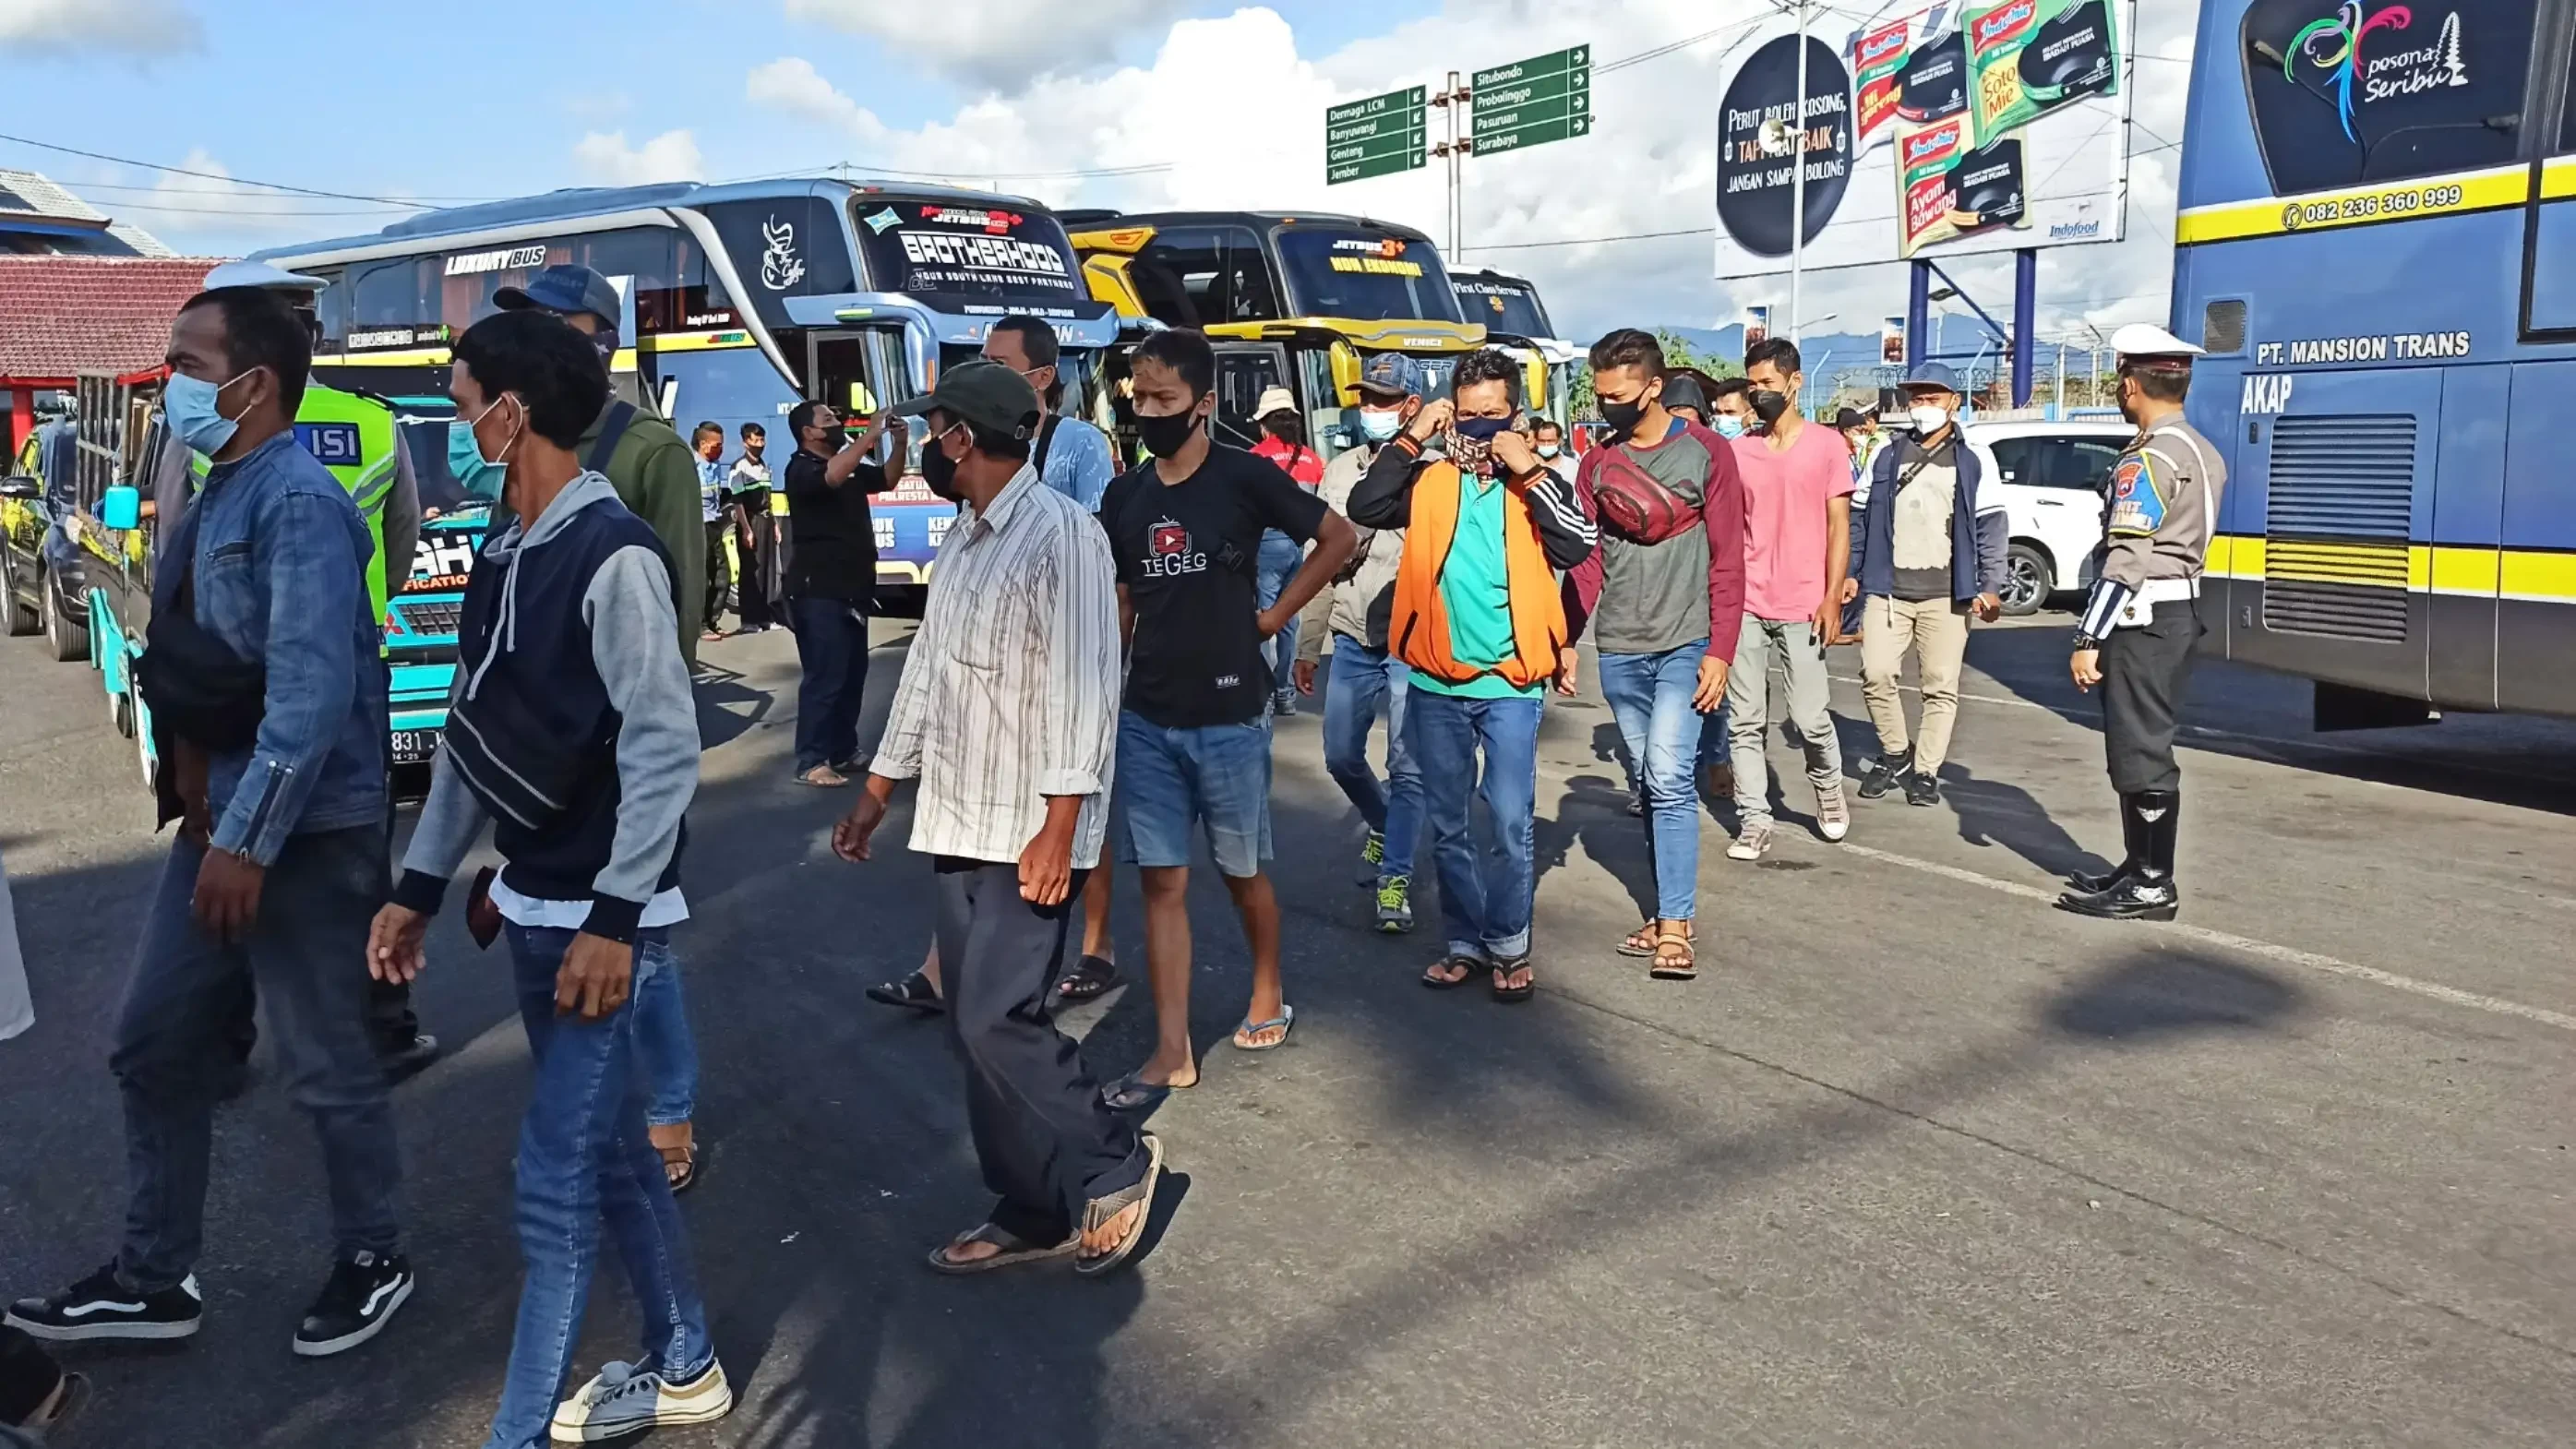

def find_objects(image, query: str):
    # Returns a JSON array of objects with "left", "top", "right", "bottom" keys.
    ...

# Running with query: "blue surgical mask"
[
  {"left": 1536, "top": 442, "right": 1562, "bottom": 459},
  {"left": 164, "top": 368, "right": 258, "bottom": 457},
  {"left": 447, "top": 395, "right": 520, "bottom": 501},
  {"left": 1712, "top": 414, "right": 1748, "bottom": 440},
  {"left": 1358, "top": 407, "right": 1403, "bottom": 443}
]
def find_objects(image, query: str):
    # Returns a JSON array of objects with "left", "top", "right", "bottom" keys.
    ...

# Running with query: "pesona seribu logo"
[{"left": 2287, "top": 4, "right": 2468, "bottom": 142}]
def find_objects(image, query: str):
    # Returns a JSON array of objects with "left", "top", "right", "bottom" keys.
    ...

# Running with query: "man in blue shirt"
[
  {"left": 7, "top": 286, "right": 411, "bottom": 1359},
  {"left": 983, "top": 315, "right": 1113, "bottom": 511},
  {"left": 690, "top": 421, "right": 730, "bottom": 641}
]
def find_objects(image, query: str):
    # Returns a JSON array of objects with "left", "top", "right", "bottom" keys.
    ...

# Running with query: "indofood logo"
[
  {"left": 1971, "top": 0, "right": 2038, "bottom": 51},
  {"left": 760, "top": 214, "right": 806, "bottom": 292},
  {"left": 1903, "top": 120, "right": 1965, "bottom": 167},
  {"left": 2288, "top": 4, "right": 2467, "bottom": 142},
  {"left": 1854, "top": 26, "right": 1908, "bottom": 68}
]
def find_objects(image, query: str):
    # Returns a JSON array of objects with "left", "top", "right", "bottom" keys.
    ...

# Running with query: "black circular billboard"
[{"left": 1715, "top": 33, "right": 1855, "bottom": 258}]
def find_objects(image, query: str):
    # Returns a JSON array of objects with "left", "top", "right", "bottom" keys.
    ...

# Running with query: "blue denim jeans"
[
  {"left": 789, "top": 595, "right": 869, "bottom": 772},
  {"left": 1598, "top": 641, "right": 1710, "bottom": 921},
  {"left": 630, "top": 952, "right": 698, "bottom": 1130},
  {"left": 1323, "top": 640, "right": 1421, "bottom": 882},
  {"left": 485, "top": 926, "right": 713, "bottom": 1449},
  {"left": 1405, "top": 688, "right": 1542, "bottom": 960},
  {"left": 1113, "top": 711, "right": 1274, "bottom": 878},
  {"left": 1255, "top": 532, "right": 1303, "bottom": 697}
]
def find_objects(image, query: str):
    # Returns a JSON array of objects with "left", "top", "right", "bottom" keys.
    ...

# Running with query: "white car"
[{"left": 1964, "top": 419, "right": 2133, "bottom": 616}]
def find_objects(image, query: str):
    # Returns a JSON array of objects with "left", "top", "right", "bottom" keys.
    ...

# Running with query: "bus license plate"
[{"left": 389, "top": 729, "right": 439, "bottom": 764}]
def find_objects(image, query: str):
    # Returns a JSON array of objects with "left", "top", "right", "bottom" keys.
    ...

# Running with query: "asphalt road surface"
[{"left": 4, "top": 614, "right": 2571, "bottom": 1449}]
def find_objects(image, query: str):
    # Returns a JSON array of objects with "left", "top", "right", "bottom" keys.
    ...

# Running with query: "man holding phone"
[{"left": 783, "top": 397, "right": 906, "bottom": 786}]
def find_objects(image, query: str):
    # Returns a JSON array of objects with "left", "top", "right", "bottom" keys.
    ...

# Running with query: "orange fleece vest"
[{"left": 1388, "top": 460, "right": 1567, "bottom": 689}]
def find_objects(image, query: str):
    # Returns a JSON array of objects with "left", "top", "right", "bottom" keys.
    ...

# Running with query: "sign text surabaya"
[
  {"left": 1472, "top": 45, "right": 1588, "bottom": 92},
  {"left": 2255, "top": 330, "right": 2473, "bottom": 365},
  {"left": 443, "top": 245, "right": 548, "bottom": 277}
]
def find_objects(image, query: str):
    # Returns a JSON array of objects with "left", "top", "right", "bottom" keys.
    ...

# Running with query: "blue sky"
[{"left": 0, "top": 0, "right": 2191, "bottom": 353}]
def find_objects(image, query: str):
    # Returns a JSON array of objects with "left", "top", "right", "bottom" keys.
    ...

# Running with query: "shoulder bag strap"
[
  {"left": 1033, "top": 413, "right": 1062, "bottom": 475},
  {"left": 584, "top": 401, "right": 639, "bottom": 475}
]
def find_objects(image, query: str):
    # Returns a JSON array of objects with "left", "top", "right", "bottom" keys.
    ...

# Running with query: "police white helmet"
[{"left": 2109, "top": 323, "right": 2203, "bottom": 363}]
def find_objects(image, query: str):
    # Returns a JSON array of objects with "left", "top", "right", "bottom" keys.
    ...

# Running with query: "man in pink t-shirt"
[{"left": 1721, "top": 338, "right": 1856, "bottom": 858}]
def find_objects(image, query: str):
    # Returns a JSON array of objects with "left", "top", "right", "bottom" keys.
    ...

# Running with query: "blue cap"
[
  {"left": 1901, "top": 361, "right": 1961, "bottom": 392},
  {"left": 494, "top": 264, "right": 624, "bottom": 329},
  {"left": 1357, "top": 353, "right": 1420, "bottom": 399}
]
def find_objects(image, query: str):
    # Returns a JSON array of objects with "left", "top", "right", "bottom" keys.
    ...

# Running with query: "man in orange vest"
[{"left": 1347, "top": 350, "right": 1597, "bottom": 1001}]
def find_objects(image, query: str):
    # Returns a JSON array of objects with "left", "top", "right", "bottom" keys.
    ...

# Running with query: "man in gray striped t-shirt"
[{"left": 832, "top": 362, "right": 1166, "bottom": 1276}]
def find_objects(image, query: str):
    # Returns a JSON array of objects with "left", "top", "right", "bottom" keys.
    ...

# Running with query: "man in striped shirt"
[{"left": 831, "top": 362, "right": 1163, "bottom": 1276}]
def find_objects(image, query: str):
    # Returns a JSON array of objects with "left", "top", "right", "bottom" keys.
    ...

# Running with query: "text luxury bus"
[
  {"left": 257, "top": 177, "right": 1120, "bottom": 636},
  {"left": 1063, "top": 211, "right": 1486, "bottom": 455},
  {"left": 1452, "top": 268, "right": 1581, "bottom": 429},
  {"left": 2177, "top": 0, "right": 2576, "bottom": 721}
]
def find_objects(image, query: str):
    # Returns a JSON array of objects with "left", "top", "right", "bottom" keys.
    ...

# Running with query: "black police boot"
[
  {"left": 1858, "top": 748, "right": 1912, "bottom": 800},
  {"left": 2056, "top": 791, "right": 2180, "bottom": 921},
  {"left": 2065, "top": 790, "right": 2151, "bottom": 894}
]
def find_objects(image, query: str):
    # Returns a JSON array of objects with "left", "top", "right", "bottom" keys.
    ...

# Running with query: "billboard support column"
[
  {"left": 2011, "top": 247, "right": 2037, "bottom": 407},
  {"left": 1906, "top": 259, "right": 1932, "bottom": 366},
  {"left": 1788, "top": 0, "right": 1811, "bottom": 341}
]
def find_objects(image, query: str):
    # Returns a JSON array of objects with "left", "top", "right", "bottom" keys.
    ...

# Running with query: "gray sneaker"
[
  {"left": 1726, "top": 820, "right": 1773, "bottom": 861},
  {"left": 1815, "top": 783, "right": 1851, "bottom": 842},
  {"left": 1373, "top": 874, "right": 1414, "bottom": 933}
]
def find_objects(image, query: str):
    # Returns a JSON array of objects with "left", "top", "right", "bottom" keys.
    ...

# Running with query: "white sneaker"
[
  {"left": 1727, "top": 820, "right": 1773, "bottom": 861},
  {"left": 1815, "top": 784, "right": 1851, "bottom": 843},
  {"left": 550, "top": 1359, "right": 733, "bottom": 1442}
]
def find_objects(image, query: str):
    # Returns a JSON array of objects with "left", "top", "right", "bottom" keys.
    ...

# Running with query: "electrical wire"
[{"left": 0, "top": 130, "right": 491, "bottom": 204}]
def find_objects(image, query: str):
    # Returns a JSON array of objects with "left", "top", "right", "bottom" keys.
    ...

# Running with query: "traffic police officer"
[{"left": 2057, "top": 323, "right": 2227, "bottom": 922}]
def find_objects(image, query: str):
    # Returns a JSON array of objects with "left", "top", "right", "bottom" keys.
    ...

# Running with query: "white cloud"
[
  {"left": 0, "top": 0, "right": 200, "bottom": 54},
  {"left": 138, "top": 148, "right": 384, "bottom": 242},
  {"left": 785, "top": 0, "right": 1192, "bottom": 91},
  {"left": 744, "top": 1, "right": 2192, "bottom": 354},
  {"left": 572, "top": 129, "right": 705, "bottom": 186},
  {"left": 746, "top": 57, "right": 884, "bottom": 139}
]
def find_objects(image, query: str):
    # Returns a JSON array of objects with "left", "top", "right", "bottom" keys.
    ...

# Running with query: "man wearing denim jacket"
[{"left": 8, "top": 287, "right": 412, "bottom": 1359}]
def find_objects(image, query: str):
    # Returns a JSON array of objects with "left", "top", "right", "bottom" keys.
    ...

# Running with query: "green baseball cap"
[{"left": 890, "top": 359, "right": 1040, "bottom": 440}]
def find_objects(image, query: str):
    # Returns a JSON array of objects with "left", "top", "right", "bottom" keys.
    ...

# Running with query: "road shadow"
[
  {"left": 1941, "top": 763, "right": 2105, "bottom": 881},
  {"left": 1961, "top": 626, "right": 2576, "bottom": 818},
  {"left": 2044, "top": 952, "right": 2306, "bottom": 1041}
]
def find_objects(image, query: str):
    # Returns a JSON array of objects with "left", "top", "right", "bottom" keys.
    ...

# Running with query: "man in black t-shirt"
[
  {"left": 783, "top": 398, "right": 905, "bottom": 787},
  {"left": 1096, "top": 329, "right": 1356, "bottom": 1107}
]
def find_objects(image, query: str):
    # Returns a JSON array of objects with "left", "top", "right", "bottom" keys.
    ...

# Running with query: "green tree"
[{"left": 1569, "top": 330, "right": 1741, "bottom": 422}]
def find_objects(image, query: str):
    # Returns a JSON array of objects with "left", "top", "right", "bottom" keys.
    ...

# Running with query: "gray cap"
[{"left": 494, "top": 264, "right": 624, "bottom": 330}]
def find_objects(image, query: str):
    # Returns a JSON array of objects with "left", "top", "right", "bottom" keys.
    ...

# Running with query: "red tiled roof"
[{"left": 0, "top": 255, "right": 225, "bottom": 383}]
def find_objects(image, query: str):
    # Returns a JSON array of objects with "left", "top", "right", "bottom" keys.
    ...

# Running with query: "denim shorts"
[{"left": 1113, "top": 710, "right": 1274, "bottom": 877}]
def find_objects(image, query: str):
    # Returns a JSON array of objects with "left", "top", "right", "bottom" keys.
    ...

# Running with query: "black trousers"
[
  {"left": 702, "top": 521, "right": 733, "bottom": 632},
  {"left": 736, "top": 512, "right": 777, "bottom": 630},
  {"left": 2101, "top": 600, "right": 2200, "bottom": 796},
  {"left": 933, "top": 860, "right": 1145, "bottom": 1244}
]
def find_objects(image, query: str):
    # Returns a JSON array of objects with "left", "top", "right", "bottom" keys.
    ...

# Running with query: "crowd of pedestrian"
[{"left": 0, "top": 255, "right": 2223, "bottom": 1446}]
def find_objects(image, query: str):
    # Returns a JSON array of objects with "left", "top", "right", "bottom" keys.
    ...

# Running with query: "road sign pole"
[{"left": 1447, "top": 70, "right": 1463, "bottom": 256}]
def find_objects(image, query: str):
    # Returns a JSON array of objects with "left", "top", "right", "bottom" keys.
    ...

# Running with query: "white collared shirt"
[{"left": 872, "top": 464, "right": 1121, "bottom": 868}]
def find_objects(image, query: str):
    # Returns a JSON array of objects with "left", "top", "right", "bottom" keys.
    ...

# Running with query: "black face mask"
[
  {"left": 1136, "top": 404, "right": 1204, "bottom": 461},
  {"left": 1598, "top": 396, "right": 1647, "bottom": 434},
  {"left": 920, "top": 430, "right": 964, "bottom": 502},
  {"left": 1749, "top": 388, "right": 1791, "bottom": 425}
]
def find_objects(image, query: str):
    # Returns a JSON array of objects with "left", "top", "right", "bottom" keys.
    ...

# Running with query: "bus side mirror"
[
  {"left": 102, "top": 485, "right": 140, "bottom": 531},
  {"left": 0, "top": 474, "right": 40, "bottom": 501}
]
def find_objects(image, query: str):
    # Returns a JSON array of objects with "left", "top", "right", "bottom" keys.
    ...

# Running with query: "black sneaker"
[
  {"left": 375, "top": 1032, "right": 440, "bottom": 1085},
  {"left": 293, "top": 1251, "right": 413, "bottom": 1358},
  {"left": 6, "top": 1263, "right": 202, "bottom": 1343},
  {"left": 1902, "top": 772, "right": 1940, "bottom": 808},
  {"left": 1858, "top": 750, "right": 1911, "bottom": 800}
]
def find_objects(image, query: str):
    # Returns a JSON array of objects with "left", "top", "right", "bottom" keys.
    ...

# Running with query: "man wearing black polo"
[{"left": 784, "top": 398, "right": 905, "bottom": 787}]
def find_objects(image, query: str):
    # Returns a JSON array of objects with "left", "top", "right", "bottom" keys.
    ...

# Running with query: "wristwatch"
[{"left": 2070, "top": 632, "right": 2103, "bottom": 652}]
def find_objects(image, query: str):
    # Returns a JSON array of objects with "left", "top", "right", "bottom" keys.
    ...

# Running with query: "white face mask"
[{"left": 1909, "top": 404, "right": 1954, "bottom": 437}]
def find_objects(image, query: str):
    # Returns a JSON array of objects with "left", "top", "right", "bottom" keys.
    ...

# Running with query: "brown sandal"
[
  {"left": 653, "top": 1132, "right": 700, "bottom": 1194},
  {"left": 1648, "top": 925, "right": 1696, "bottom": 981}
]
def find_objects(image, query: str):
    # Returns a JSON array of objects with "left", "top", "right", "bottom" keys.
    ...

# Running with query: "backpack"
[{"left": 1588, "top": 439, "right": 1703, "bottom": 545}]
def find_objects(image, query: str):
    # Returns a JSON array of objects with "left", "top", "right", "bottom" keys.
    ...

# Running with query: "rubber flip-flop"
[
  {"left": 1230, "top": 1005, "right": 1294, "bottom": 1051},
  {"left": 1490, "top": 962, "right": 1537, "bottom": 1003},
  {"left": 1101, "top": 1069, "right": 1192, "bottom": 1112},
  {"left": 1074, "top": 1132, "right": 1166, "bottom": 1276},
  {"left": 1615, "top": 925, "right": 1659, "bottom": 958},
  {"left": 865, "top": 970, "right": 945, "bottom": 1015},
  {"left": 926, "top": 1223, "right": 1079, "bottom": 1275},
  {"left": 1057, "top": 954, "right": 1120, "bottom": 1001},
  {"left": 1421, "top": 954, "right": 1481, "bottom": 989}
]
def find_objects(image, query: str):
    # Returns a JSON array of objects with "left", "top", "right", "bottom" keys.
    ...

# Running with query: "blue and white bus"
[
  {"left": 2177, "top": 0, "right": 2576, "bottom": 721},
  {"left": 257, "top": 176, "right": 1120, "bottom": 631}
]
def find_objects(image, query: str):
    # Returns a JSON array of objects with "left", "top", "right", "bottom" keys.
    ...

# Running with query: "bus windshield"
[
  {"left": 1272, "top": 228, "right": 1464, "bottom": 324},
  {"left": 1456, "top": 275, "right": 1553, "bottom": 340},
  {"left": 850, "top": 197, "right": 1088, "bottom": 315}
]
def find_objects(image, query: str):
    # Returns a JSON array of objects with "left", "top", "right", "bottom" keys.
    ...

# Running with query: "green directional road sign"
[
  {"left": 1469, "top": 44, "right": 1592, "bottom": 158},
  {"left": 1325, "top": 86, "right": 1428, "bottom": 185}
]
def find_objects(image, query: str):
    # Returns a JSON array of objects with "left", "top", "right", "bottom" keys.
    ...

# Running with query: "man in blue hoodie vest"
[
  {"left": 1845, "top": 363, "right": 2007, "bottom": 808},
  {"left": 365, "top": 311, "right": 729, "bottom": 1449}
]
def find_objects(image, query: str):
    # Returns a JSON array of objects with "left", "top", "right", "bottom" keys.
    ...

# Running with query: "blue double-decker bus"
[
  {"left": 257, "top": 178, "right": 1120, "bottom": 675},
  {"left": 2177, "top": 0, "right": 2576, "bottom": 721}
]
